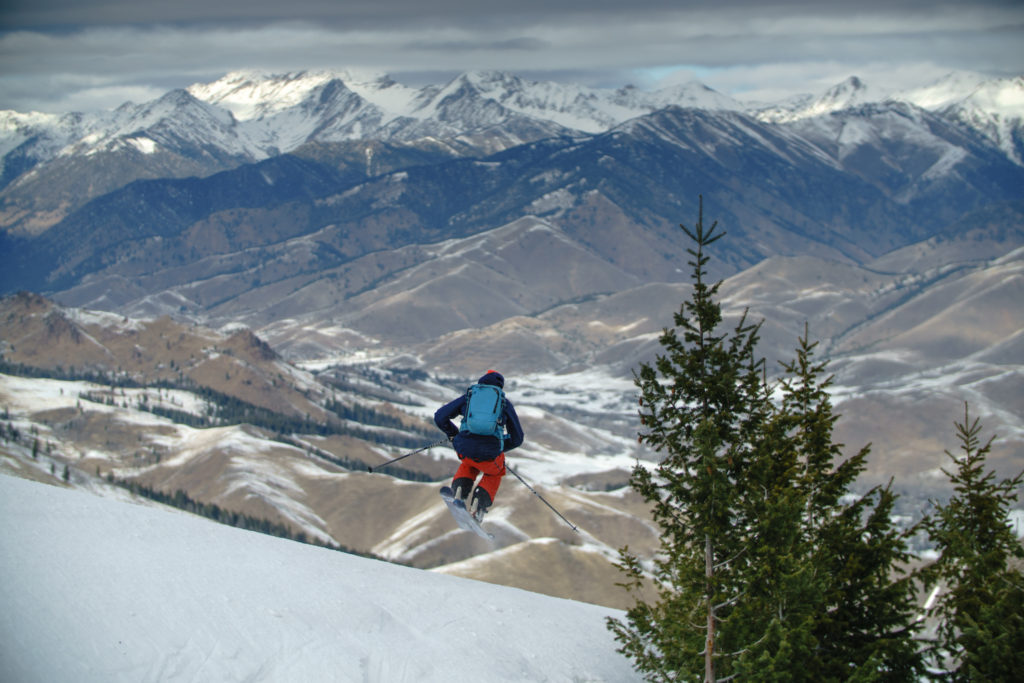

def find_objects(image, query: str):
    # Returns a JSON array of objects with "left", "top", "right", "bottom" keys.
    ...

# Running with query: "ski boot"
[
  {"left": 450, "top": 477, "right": 474, "bottom": 502},
  {"left": 469, "top": 487, "right": 492, "bottom": 523}
]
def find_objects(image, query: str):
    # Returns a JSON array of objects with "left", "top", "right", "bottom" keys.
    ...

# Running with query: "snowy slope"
[
  {"left": 936, "top": 76, "right": 1024, "bottom": 164},
  {"left": 0, "top": 473, "right": 640, "bottom": 683}
]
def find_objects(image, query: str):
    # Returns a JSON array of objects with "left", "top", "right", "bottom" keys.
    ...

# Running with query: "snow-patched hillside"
[{"left": 0, "top": 474, "right": 640, "bottom": 682}]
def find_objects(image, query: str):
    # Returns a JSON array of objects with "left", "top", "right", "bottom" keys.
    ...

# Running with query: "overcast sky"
[{"left": 2, "top": 0, "right": 1022, "bottom": 113}]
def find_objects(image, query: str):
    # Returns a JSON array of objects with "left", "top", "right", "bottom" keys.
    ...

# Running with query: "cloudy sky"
[{"left": 2, "top": 0, "right": 1022, "bottom": 113}]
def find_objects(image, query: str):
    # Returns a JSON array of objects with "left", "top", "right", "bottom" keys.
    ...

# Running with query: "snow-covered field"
[{"left": 0, "top": 474, "right": 641, "bottom": 683}]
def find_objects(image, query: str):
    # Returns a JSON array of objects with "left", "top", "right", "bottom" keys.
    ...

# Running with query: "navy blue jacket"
[{"left": 434, "top": 373, "right": 524, "bottom": 462}]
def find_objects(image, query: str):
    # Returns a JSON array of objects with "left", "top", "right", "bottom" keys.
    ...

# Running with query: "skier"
[{"left": 434, "top": 370, "right": 524, "bottom": 521}]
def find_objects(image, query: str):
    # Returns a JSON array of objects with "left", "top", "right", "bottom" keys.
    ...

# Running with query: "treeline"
[
  {"left": 325, "top": 397, "right": 413, "bottom": 432},
  {"left": 0, "top": 358, "right": 142, "bottom": 386},
  {"left": 166, "top": 384, "right": 434, "bottom": 449},
  {"left": 107, "top": 474, "right": 397, "bottom": 563},
  {"left": 79, "top": 389, "right": 213, "bottom": 428},
  {"left": 3, "top": 358, "right": 433, "bottom": 449},
  {"left": 275, "top": 434, "right": 438, "bottom": 483}
]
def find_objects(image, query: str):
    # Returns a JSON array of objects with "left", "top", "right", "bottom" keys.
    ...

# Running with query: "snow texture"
[{"left": 0, "top": 474, "right": 640, "bottom": 683}]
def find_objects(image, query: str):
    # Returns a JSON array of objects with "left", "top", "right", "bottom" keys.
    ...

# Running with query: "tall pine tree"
[
  {"left": 608, "top": 203, "right": 921, "bottom": 681},
  {"left": 920, "top": 405, "right": 1024, "bottom": 680},
  {"left": 608, "top": 201, "right": 767, "bottom": 681}
]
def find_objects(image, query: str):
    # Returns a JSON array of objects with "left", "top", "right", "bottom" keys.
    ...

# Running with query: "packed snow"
[{"left": 0, "top": 473, "right": 640, "bottom": 683}]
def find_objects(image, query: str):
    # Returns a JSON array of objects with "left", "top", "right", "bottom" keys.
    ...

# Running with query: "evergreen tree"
[
  {"left": 608, "top": 201, "right": 767, "bottom": 681},
  {"left": 727, "top": 330, "right": 921, "bottom": 681},
  {"left": 920, "top": 405, "right": 1024, "bottom": 680},
  {"left": 608, "top": 204, "right": 921, "bottom": 681}
]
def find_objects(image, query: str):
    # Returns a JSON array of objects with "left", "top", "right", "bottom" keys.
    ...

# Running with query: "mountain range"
[
  {"left": 1, "top": 69, "right": 1021, "bottom": 608},
  {"left": 2, "top": 71, "right": 1021, "bottom": 322},
  {"left": 2, "top": 69, "right": 1021, "bottom": 235}
]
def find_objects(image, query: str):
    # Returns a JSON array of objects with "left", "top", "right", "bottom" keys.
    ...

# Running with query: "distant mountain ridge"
[
  {"left": 6, "top": 106, "right": 1021, "bottom": 289},
  {"left": 3, "top": 69, "right": 1018, "bottom": 160},
  {"left": 1, "top": 68, "right": 1021, "bottom": 372},
  {"left": 1, "top": 69, "right": 1021, "bottom": 234}
]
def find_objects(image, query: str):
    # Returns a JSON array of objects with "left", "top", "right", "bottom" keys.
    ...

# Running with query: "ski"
[{"left": 439, "top": 486, "right": 494, "bottom": 540}]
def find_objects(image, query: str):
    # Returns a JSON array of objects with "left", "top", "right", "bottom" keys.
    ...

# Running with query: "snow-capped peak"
[
  {"left": 646, "top": 80, "right": 743, "bottom": 112},
  {"left": 188, "top": 70, "right": 340, "bottom": 121},
  {"left": 51, "top": 87, "right": 252, "bottom": 158},
  {"left": 816, "top": 76, "right": 878, "bottom": 108},
  {"left": 911, "top": 74, "right": 1024, "bottom": 165},
  {"left": 418, "top": 70, "right": 741, "bottom": 134},
  {"left": 959, "top": 75, "right": 1024, "bottom": 119},
  {"left": 755, "top": 76, "right": 884, "bottom": 123},
  {"left": 187, "top": 69, "right": 422, "bottom": 122},
  {"left": 457, "top": 70, "right": 526, "bottom": 93},
  {"left": 890, "top": 71, "right": 993, "bottom": 111}
]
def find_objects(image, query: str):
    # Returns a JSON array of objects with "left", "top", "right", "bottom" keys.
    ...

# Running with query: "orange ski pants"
[{"left": 453, "top": 452, "right": 506, "bottom": 502}]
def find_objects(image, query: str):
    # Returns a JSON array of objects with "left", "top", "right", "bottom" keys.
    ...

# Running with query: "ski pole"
[
  {"left": 368, "top": 438, "right": 450, "bottom": 473},
  {"left": 507, "top": 464, "right": 579, "bottom": 533}
]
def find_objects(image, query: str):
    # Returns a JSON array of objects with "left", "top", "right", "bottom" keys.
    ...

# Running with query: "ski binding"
[{"left": 439, "top": 486, "right": 494, "bottom": 540}]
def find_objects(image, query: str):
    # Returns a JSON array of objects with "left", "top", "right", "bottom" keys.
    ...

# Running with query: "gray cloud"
[
  {"left": 407, "top": 37, "right": 551, "bottom": 54},
  {"left": 5, "top": 0, "right": 1021, "bottom": 29},
  {"left": 1, "top": 1, "right": 1022, "bottom": 113}
]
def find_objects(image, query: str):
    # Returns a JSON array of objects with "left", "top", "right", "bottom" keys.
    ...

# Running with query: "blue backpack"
[{"left": 460, "top": 383, "right": 507, "bottom": 448}]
